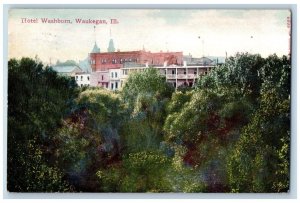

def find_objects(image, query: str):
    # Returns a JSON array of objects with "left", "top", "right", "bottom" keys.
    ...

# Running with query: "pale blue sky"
[{"left": 9, "top": 9, "right": 291, "bottom": 63}]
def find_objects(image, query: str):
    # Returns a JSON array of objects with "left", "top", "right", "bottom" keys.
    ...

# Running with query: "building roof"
[
  {"left": 208, "top": 56, "right": 226, "bottom": 64},
  {"left": 52, "top": 65, "right": 82, "bottom": 73},
  {"left": 183, "top": 55, "right": 225, "bottom": 66},
  {"left": 78, "top": 57, "right": 92, "bottom": 73},
  {"left": 75, "top": 72, "right": 90, "bottom": 75},
  {"left": 91, "top": 42, "right": 100, "bottom": 53},
  {"left": 107, "top": 39, "right": 115, "bottom": 52}
]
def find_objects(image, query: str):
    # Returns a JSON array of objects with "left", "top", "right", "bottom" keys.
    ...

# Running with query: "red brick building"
[{"left": 90, "top": 50, "right": 183, "bottom": 71}]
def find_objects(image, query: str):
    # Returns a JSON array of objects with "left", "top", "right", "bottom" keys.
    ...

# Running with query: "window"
[
  {"left": 115, "top": 82, "right": 118, "bottom": 89},
  {"left": 194, "top": 70, "right": 197, "bottom": 75},
  {"left": 120, "top": 59, "right": 124, "bottom": 64},
  {"left": 115, "top": 72, "right": 117, "bottom": 78},
  {"left": 87, "top": 76, "right": 89, "bottom": 81},
  {"left": 172, "top": 70, "right": 175, "bottom": 75},
  {"left": 184, "top": 70, "right": 186, "bottom": 75},
  {"left": 81, "top": 76, "right": 83, "bottom": 81},
  {"left": 106, "top": 83, "right": 108, "bottom": 88},
  {"left": 111, "top": 83, "right": 114, "bottom": 90},
  {"left": 102, "top": 75, "right": 104, "bottom": 80},
  {"left": 112, "top": 59, "right": 117, "bottom": 64},
  {"left": 111, "top": 72, "right": 114, "bottom": 78},
  {"left": 173, "top": 82, "right": 176, "bottom": 87},
  {"left": 76, "top": 76, "right": 78, "bottom": 80}
]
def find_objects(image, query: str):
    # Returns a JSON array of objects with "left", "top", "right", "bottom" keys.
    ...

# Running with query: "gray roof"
[
  {"left": 78, "top": 57, "right": 92, "bottom": 73},
  {"left": 91, "top": 42, "right": 100, "bottom": 53},
  {"left": 52, "top": 65, "right": 82, "bottom": 73},
  {"left": 183, "top": 56, "right": 225, "bottom": 65},
  {"left": 207, "top": 56, "right": 226, "bottom": 64},
  {"left": 107, "top": 39, "right": 115, "bottom": 52}
]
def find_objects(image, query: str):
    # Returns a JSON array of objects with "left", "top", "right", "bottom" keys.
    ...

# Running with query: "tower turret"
[
  {"left": 107, "top": 39, "right": 115, "bottom": 52},
  {"left": 91, "top": 42, "right": 100, "bottom": 53}
]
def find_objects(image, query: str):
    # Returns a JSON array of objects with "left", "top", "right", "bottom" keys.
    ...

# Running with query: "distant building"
[
  {"left": 75, "top": 73, "right": 90, "bottom": 87},
  {"left": 120, "top": 63, "right": 214, "bottom": 89},
  {"left": 52, "top": 65, "right": 83, "bottom": 78},
  {"left": 183, "top": 55, "right": 225, "bottom": 66},
  {"left": 90, "top": 50, "right": 183, "bottom": 72},
  {"left": 51, "top": 65, "right": 91, "bottom": 87},
  {"left": 88, "top": 37, "right": 221, "bottom": 90},
  {"left": 89, "top": 40, "right": 183, "bottom": 89}
]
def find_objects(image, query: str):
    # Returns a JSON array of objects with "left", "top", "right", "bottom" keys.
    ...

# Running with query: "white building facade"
[
  {"left": 75, "top": 73, "right": 90, "bottom": 87},
  {"left": 109, "top": 69, "right": 122, "bottom": 91},
  {"left": 120, "top": 63, "right": 215, "bottom": 89}
]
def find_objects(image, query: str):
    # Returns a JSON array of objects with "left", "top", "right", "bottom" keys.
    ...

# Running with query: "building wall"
[
  {"left": 120, "top": 65, "right": 215, "bottom": 89},
  {"left": 90, "top": 71, "right": 109, "bottom": 88},
  {"left": 90, "top": 50, "right": 183, "bottom": 72},
  {"left": 109, "top": 69, "right": 122, "bottom": 91},
  {"left": 75, "top": 74, "right": 90, "bottom": 87},
  {"left": 88, "top": 48, "right": 217, "bottom": 90}
]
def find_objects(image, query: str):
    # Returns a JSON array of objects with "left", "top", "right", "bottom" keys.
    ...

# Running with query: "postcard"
[{"left": 7, "top": 8, "right": 291, "bottom": 194}]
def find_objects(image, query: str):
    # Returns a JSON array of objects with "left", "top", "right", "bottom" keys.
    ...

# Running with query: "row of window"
[
  {"left": 99, "top": 72, "right": 119, "bottom": 80},
  {"left": 111, "top": 72, "right": 118, "bottom": 78},
  {"left": 166, "top": 70, "right": 208, "bottom": 75},
  {"left": 101, "top": 58, "right": 138, "bottom": 64},
  {"left": 167, "top": 70, "right": 195, "bottom": 75},
  {"left": 75, "top": 75, "right": 90, "bottom": 81},
  {"left": 122, "top": 69, "right": 207, "bottom": 76},
  {"left": 111, "top": 82, "right": 118, "bottom": 89}
]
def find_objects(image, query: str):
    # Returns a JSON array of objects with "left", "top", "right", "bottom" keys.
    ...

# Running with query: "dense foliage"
[
  {"left": 8, "top": 58, "right": 78, "bottom": 191},
  {"left": 7, "top": 54, "right": 290, "bottom": 192}
]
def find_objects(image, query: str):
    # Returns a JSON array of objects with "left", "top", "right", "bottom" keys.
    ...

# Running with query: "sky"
[{"left": 8, "top": 9, "right": 291, "bottom": 63}]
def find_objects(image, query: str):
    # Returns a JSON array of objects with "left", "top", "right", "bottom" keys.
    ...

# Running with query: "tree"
[
  {"left": 227, "top": 55, "right": 290, "bottom": 192},
  {"left": 94, "top": 68, "right": 177, "bottom": 192},
  {"left": 197, "top": 52, "right": 265, "bottom": 104},
  {"left": 96, "top": 150, "right": 173, "bottom": 192},
  {"left": 54, "top": 88, "right": 125, "bottom": 191},
  {"left": 120, "top": 68, "right": 174, "bottom": 153},
  {"left": 163, "top": 53, "right": 268, "bottom": 191},
  {"left": 7, "top": 58, "right": 78, "bottom": 191},
  {"left": 121, "top": 67, "right": 174, "bottom": 112}
]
